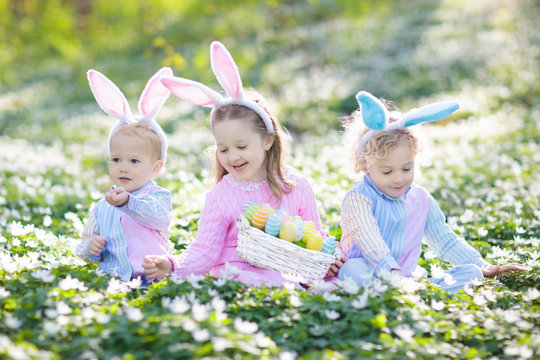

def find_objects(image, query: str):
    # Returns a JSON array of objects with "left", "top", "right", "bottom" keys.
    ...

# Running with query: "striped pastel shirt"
[
  {"left": 340, "top": 175, "right": 488, "bottom": 276},
  {"left": 76, "top": 180, "right": 172, "bottom": 281}
]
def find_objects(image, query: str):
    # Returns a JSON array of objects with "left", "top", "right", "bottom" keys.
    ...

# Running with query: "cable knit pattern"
[{"left": 169, "top": 172, "right": 323, "bottom": 287}]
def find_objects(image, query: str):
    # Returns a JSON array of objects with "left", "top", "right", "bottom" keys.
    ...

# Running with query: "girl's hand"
[
  {"left": 142, "top": 255, "right": 172, "bottom": 280},
  {"left": 326, "top": 242, "right": 348, "bottom": 277},
  {"left": 88, "top": 236, "right": 107, "bottom": 257},
  {"left": 105, "top": 187, "right": 129, "bottom": 207},
  {"left": 481, "top": 263, "right": 526, "bottom": 278}
]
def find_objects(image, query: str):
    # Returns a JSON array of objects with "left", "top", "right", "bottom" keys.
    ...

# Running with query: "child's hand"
[
  {"left": 105, "top": 186, "right": 129, "bottom": 207},
  {"left": 142, "top": 255, "right": 172, "bottom": 280},
  {"left": 88, "top": 236, "right": 107, "bottom": 257},
  {"left": 481, "top": 263, "right": 526, "bottom": 278},
  {"left": 326, "top": 242, "right": 349, "bottom": 277}
]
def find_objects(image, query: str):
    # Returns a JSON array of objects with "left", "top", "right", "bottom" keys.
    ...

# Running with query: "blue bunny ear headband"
[{"left": 355, "top": 91, "right": 460, "bottom": 154}]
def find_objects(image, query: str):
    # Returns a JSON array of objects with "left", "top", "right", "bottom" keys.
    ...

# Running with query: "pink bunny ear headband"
[
  {"left": 355, "top": 91, "right": 460, "bottom": 154},
  {"left": 160, "top": 41, "right": 274, "bottom": 133},
  {"left": 87, "top": 67, "right": 173, "bottom": 163}
]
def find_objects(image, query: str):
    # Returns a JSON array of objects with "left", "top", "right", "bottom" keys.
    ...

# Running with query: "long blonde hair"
[{"left": 211, "top": 91, "right": 294, "bottom": 199}]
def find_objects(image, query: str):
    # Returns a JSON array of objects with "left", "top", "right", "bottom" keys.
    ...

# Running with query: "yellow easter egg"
[
  {"left": 251, "top": 207, "right": 271, "bottom": 229},
  {"left": 302, "top": 221, "right": 317, "bottom": 243},
  {"left": 278, "top": 221, "right": 296, "bottom": 242},
  {"left": 306, "top": 232, "right": 323, "bottom": 251}
]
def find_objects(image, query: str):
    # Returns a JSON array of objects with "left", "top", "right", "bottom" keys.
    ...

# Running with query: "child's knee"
[
  {"left": 456, "top": 263, "right": 484, "bottom": 280},
  {"left": 338, "top": 258, "right": 373, "bottom": 286}
]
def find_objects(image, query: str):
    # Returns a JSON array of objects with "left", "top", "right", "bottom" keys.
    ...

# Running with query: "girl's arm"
[
  {"left": 296, "top": 176, "right": 324, "bottom": 232},
  {"left": 76, "top": 211, "right": 101, "bottom": 262},
  {"left": 341, "top": 191, "right": 400, "bottom": 275},
  {"left": 116, "top": 188, "right": 172, "bottom": 231},
  {"left": 168, "top": 192, "right": 226, "bottom": 277},
  {"left": 423, "top": 194, "right": 489, "bottom": 268}
]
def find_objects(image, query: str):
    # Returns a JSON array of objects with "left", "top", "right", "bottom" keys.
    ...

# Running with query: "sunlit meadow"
[{"left": 1, "top": 0, "right": 539, "bottom": 359}]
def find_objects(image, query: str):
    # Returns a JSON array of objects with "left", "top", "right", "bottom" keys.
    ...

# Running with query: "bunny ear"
[
  {"left": 356, "top": 91, "right": 388, "bottom": 130},
  {"left": 210, "top": 41, "right": 243, "bottom": 99},
  {"left": 402, "top": 101, "right": 460, "bottom": 127},
  {"left": 138, "top": 67, "right": 173, "bottom": 121},
  {"left": 87, "top": 70, "right": 133, "bottom": 122},
  {"left": 161, "top": 76, "right": 224, "bottom": 107}
]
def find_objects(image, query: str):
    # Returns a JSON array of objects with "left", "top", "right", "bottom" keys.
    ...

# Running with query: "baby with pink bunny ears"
[{"left": 76, "top": 68, "right": 174, "bottom": 284}]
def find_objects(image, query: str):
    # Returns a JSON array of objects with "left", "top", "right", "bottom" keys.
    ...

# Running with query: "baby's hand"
[
  {"left": 326, "top": 242, "right": 348, "bottom": 277},
  {"left": 88, "top": 236, "right": 107, "bottom": 257},
  {"left": 482, "top": 263, "right": 526, "bottom": 278},
  {"left": 105, "top": 186, "right": 129, "bottom": 207},
  {"left": 142, "top": 255, "right": 172, "bottom": 280}
]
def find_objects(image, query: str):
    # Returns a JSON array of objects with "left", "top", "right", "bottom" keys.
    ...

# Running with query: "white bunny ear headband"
[
  {"left": 355, "top": 91, "right": 460, "bottom": 153},
  {"left": 87, "top": 67, "right": 173, "bottom": 163},
  {"left": 160, "top": 41, "right": 274, "bottom": 133}
]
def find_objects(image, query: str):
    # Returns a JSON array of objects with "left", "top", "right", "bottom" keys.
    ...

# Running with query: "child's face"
[
  {"left": 364, "top": 139, "right": 415, "bottom": 198},
  {"left": 213, "top": 118, "right": 273, "bottom": 182},
  {"left": 109, "top": 132, "right": 162, "bottom": 192}
]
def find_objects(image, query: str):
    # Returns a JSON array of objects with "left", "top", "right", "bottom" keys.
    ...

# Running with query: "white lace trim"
[{"left": 224, "top": 173, "right": 266, "bottom": 191}]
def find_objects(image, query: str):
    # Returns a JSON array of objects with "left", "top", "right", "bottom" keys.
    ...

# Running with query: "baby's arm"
[
  {"left": 116, "top": 187, "right": 172, "bottom": 231},
  {"left": 423, "top": 194, "right": 489, "bottom": 268},
  {"left": 76, "top": 211, "right": 103, "bottom": 262},
  {"left": 341, "top": 191, "right": 401, "bottom": 275}
]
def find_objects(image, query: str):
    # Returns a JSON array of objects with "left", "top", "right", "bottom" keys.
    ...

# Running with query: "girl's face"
[
  {"left": 364, "top": 138, "right": 415, "bottom": 198},
  {"left": 213, "top": 118, "right": 273, "bottom": 182},
  {"left": 109, "top": 132, "right": 162, "bottom": 192}
]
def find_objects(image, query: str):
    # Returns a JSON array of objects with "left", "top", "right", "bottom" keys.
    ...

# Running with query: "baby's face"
[
  {"left": 365, "top": 139, "right": 416, "bottom": 198},
  {"left": 108, "top": 133, "right": 162, "bottom": 192}
]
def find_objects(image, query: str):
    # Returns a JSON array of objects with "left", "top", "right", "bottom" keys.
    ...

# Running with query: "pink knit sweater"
[{"left": 170, "top": 172, "right": 323, "bottom": 286}]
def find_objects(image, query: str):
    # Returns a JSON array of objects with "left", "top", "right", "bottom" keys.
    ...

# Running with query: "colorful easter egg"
[
  {"left": 306, "top": 232, "right": 323, "bottom": 251},
  {"left": 302, "top": 221, "right": 317, "bottom": 243},
  {"left": 290, "top": 215, "right": 303, "bottom": 223},
  {"left": 293, "top": 220, "right": 304, "bottom": 242},
  {"left": 251, "top": 205, "right": 272, "bottom": 229},
  {"left": 241, "top": 198, "right": 256, "bottom": 213},
  {"left": 278, "top": 213, "right": 290, "bottom": 225},
  {"left": 264, "top": 214, "right": 281, "bottom": 237},
  {"left": 275, "top": 208, "right": 287, "bottom": 215},
  {"left": 279, "top": 221, "right": 296, "bottom": 242},
  {"left": 321, "top": 235, "right": 336, "bottom": 255},
  {"left": 244, "top": 203, "right": 260, "bottom": 223}
]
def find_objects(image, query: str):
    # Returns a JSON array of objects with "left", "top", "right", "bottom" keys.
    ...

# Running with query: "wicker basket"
[{"left": 236, "top": 214, "right": 341, "bottom": 282}]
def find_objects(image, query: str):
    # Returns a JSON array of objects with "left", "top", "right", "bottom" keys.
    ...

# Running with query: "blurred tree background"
[{"left": 0, "top": 0, "right": 538, "bottom": 139}]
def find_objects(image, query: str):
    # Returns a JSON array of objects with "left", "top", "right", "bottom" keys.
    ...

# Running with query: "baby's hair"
[
  {"left": 344, "top": 107, "right": 421, "bottom": 173},
  {"left": 211, "top": 90, "right": 294, "bottom": 199},
  {"left": 111, "top": 123, "right": 163, "bottom": 162}
]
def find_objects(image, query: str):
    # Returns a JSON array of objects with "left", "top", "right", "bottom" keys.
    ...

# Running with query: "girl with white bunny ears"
[
  {"left": 338, "top": 91, "right": 525, "bottom": 293},
  {"left": 142, "top": 41, "right": 347, "bottom": 286},
  {"left": 76, "top": 68, "right": 174, "bottom": 284}
]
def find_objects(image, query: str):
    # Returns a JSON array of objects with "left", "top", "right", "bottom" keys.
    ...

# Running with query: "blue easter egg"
[
  {"left": 321, "top": 235, "right": 336, "bottom": 254},
  {"left": 264, "top": 214, "right": 281, "bottom": 237}
]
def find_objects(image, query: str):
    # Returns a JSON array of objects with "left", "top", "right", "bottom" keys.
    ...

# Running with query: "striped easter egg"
[
  {"left": 306, "top": 232, "right": 323, "bottom": 251},
  {"left": 302, "top": 221, "right": 317, "bottom": 243},
  {"left": 264, "top": 214, "right": 281, "bottom": 237},
  {"left": 251, "top": 206, "right": 271, "bottom": 229},
  {"left": 241, "top": 198, "right": 256, "bottom": 213},
  {"left": 321, "top": 235, "right": 336, "bottom": 255},
  {"left": 278, "top": 221, "right": 296, "bottom": 242},
  {"left": 244, "top": 203, "right": 260, "bottom": 223}
]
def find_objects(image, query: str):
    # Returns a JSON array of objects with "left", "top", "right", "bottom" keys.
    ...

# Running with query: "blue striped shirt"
[
  {"left": 340, "top": 175, "right": 488, "bottom": 276},
  {"left": 76, "top": 180, "right": 172, "bottom": 281}
]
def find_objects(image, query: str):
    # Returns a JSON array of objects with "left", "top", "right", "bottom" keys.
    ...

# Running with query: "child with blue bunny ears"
[
  {"left": 338, "top": 91, "right": 525, "bottom": 293},
  {"left": 76, "top": 68, "right": 174, "bottom": 284}
]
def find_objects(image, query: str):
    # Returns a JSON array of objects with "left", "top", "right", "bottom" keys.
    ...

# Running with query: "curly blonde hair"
[
  {"left": 211, "top": 90, "right": 294, "bottom": 199},
  {"left": 344, "top": 110, "right": 421, "bottom": 173}
]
